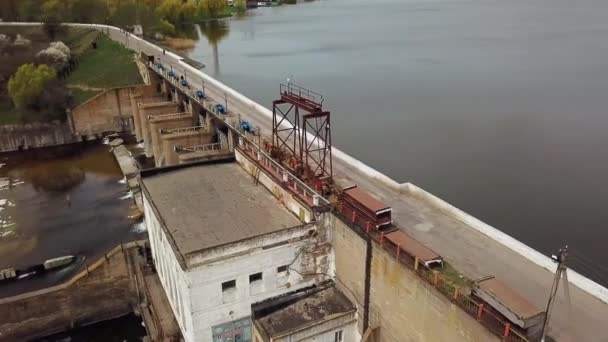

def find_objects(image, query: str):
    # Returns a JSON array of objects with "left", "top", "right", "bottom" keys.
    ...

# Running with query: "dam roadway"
[
  {"left": 2, "top": 22, "right": 604, "bottom": 341},
  {"left": 113, "top": 29, "right": 608, "bottom": 341}
]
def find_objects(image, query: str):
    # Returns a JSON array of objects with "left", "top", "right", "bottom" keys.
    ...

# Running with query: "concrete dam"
[{"left": 1, "top": 22, "right": 607, "bottom": 342}]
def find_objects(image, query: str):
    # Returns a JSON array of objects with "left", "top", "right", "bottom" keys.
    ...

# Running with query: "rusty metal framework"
[{"left": 272, "top": 83, "right": 332, "bottom": 184}]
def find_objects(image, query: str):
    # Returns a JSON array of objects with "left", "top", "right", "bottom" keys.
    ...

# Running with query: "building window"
[
  {"left": 249, "top": 272, "right": 263, "bottom": 283},
  {"left": 276, "top": 265, "right": 289, "bottom": 287},
  {"left": 249, "top": 272, "right": 263, "bottom": 295},
  {"left": 222, "top": 280, "right": 237, "bottom": 303},
  {"left": 335, "top": 330, "right": 343, "bottom": 342}
]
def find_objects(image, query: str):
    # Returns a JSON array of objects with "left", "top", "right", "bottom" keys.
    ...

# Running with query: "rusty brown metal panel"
[
  {"left": 477, "top": 277, "right": 543, "bottom": 320},
  {"left": 343, "top": 187, "right": 390, "bottom": 214},
  {"left": 385, "top": 230, "right": 441, "bottom": 263}
]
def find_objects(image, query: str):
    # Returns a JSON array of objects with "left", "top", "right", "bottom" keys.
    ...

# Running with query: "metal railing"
[
  {"left": 148, "top": 61, "right": 330, "bottom": 208},
  {"left": 175, "top": 142, "right": 223, "bottom": 153},
  {"left": 237, "top": 137, "right": 322, "bottom": 208},
  {"left": 159, "top": 125, "right": 205, "bottom": 135},
  {"left": 335, "top": 204, "right": 531, "bottom": 342},
  {"left": 280, "top": 83, "right": 324, "bottom": 106},
  {"left": 148, "top": 112, "right": 190, "bottom": 120}
]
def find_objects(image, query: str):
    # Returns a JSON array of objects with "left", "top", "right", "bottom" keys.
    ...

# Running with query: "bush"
[
  {"left": 201, "top": 0, "right": 228, "bottom": 18},
  {"left": 235, "top": 0, "right": 247, "bottom": 13},
  {"left": 36, "top": 46, "right": 70, "bottom": 70},
  {"left": 157, "top": 0, "right": 182, "bottom": 24},
  {"left": 157, "top": 19, "right": 177, "bottom": 37},
  {"left": 8, "top": 63, "right": 56, "bottom": 109},
  {"left": 50, "top": 41, "right": 71, "bottom": 58}
]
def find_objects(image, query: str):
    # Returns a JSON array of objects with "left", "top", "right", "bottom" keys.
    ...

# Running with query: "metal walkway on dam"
[{"left": 2, "top": 22, "right": 606, "bottom": 342}]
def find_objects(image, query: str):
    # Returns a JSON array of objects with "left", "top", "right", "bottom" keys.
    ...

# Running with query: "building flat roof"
[
  {"left": 141, "top": 160, "right": 302, "bottom": 262},
  {"left": 253, "top": 282, "right": 355, "bottom": 338}
]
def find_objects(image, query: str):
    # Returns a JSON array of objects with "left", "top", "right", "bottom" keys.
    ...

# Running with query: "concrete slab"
[
  {"left": 113, "top": 145, "right": 139, "bottom": 179},
  {"left": 141, "top": 161, "right": 301, "bottom": 264}
]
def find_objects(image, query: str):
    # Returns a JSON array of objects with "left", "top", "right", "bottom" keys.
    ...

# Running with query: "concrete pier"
[
  {"left": 160, "top": 128, "right": 215, "bottom": 166},
  {"left": 138, "top": 102, "right": 180, "bottom": 157},
  {"left": 149, "top": 113, "right": 194, "bottom": 165}
]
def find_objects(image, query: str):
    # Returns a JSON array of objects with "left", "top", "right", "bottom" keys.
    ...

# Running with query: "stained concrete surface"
[{"left": 141, "top": 161, "right": 302, "bottom": 260}]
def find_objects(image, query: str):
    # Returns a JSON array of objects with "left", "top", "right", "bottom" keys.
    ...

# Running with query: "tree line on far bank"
[{"left": 0, "top": 0, "right": 245, "bottom": 39}]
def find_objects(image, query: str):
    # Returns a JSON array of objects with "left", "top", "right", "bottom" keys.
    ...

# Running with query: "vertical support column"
[
  {"left": 131, "top": 94, "right": 143, "bottom": 141},
  {"left": 362, "top": 236, "right": 373, "bottom": 334},
  {"left": 477, "top": 304, "right": 484, "bottom": 321},
  {"left": 228, "top": 131, "right": 235, "bottom": 152},
  {"left": 161, "top": 79, "right": 167, "bottom": 95}
]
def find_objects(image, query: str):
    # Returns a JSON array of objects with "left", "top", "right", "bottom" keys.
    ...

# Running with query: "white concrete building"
[{"left": 141, "top": 159, "right": 335, "bottom": 342}]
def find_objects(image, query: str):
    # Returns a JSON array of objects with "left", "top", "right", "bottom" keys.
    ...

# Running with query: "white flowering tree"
[
  {"left": 36, "top": 46, "right": 70, "bottom": 70},
  {"left": 49, "top": 41, "right": 71, "bottom": 58}
]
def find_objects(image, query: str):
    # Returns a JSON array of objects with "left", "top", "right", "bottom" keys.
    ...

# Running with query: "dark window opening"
[
  {"left": 249, "top": 272, "right": 263, "bottom": 283},
  {"left": 222, "top": 280, "right": 236, "bottom": 291}
]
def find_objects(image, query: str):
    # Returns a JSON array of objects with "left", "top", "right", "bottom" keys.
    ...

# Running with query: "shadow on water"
[
  {"left": 197, "top": 20, "right": 230, "bottom": 76},
  {"left": 33, "top": 313, "right": 146, "bottom": 342}
]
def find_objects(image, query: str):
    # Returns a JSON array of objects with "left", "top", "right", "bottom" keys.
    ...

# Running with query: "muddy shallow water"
[{"left": 0, "top": 143, "right": 145, "bottom": 297}]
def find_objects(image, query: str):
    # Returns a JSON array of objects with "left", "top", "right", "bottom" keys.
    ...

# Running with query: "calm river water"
[{"left": 189, "top": 0, "right": 608, "bottom": 282}]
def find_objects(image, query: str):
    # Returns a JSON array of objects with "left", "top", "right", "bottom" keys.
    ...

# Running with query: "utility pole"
[{"left": 541, "top": 245, "right": 568, "bottom": 342}]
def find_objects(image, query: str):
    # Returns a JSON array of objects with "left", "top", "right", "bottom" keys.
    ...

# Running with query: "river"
[
  {"left": 188, "top": 0, "right": 608, "bottom": 283},
  {"left": 0, "top": 142, "right": 145, "bottom": 297}
]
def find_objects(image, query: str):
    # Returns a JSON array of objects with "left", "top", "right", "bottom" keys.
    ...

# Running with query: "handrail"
[
  {"left": 175, "top": 142, "right": 223, "bottom": 153},
  {"left": 148, "top": 112, "right": 190, "bottom": 120},
  {"left": 280, "top": 83, "right": 324, "bottom": 106},
  {"left": 159, "top": 125, "right": 205, "bottom": 135}
]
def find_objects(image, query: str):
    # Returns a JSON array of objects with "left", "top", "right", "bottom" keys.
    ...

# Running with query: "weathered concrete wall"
[
  {"left": 0, "top": 121, "right": 77, "bottom": 152},
  {"left": 332, "top": 215, "right": 367, "bottom": 335},
  {"left": 149, "top": 114, "right": 195, "bottom": 166},
  {"left": 332, "top": 218, "right": 499, "bottom": 342},
  {"left": 130, "top": 86, "right": 163, "bottom": 141},
  {"left": 140, "top": 102, "right": 181, "bottom": 157},
  {"left": 71, "top": 85, "right": 156, "bottom": 136},
  {"left": 0, "top": 242, "right": 144, "bottom": 341},
  {"left": 178, "top": 148, "right": 232, "bottom": 165},
  {"left": 160, "top": 131, "right": 214, "bottom": 166}
]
